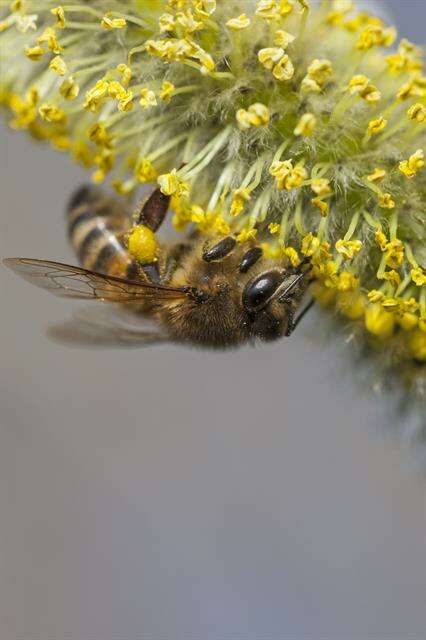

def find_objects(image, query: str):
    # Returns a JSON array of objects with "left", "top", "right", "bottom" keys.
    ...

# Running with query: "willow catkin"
[{"left": 0, "top": 0, "right": 425, "bottom": 394}]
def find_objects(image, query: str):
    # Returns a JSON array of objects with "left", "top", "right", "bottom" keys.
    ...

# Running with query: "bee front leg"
[
  {"left": 280, "top": 298, "right": 299, "bottom": 337},
  {"left": 285, "top": 298, "right": 315, "bottom": 336}
]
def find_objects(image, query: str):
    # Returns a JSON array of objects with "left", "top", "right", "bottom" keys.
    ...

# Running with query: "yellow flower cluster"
[
  {"left": 236, "top": 103, "right": 270, "bottom": 130},
  {"left": 0, "top": 0, "right": 425, "bottom": 372},
  {"left": 269, "top": 160, "right": 307, "bottom": 190},
  {"left": 398, "top": 149, "right": 424, "bottom": 178},
  {"left": 347, "top": 74, "right": 381, "bottom": 103},
  {"left": 301, "top": 59, "right": 333, "bottom": 93},
  {"left": 258, "top": 43, "right": 295, "bottom": 82}
]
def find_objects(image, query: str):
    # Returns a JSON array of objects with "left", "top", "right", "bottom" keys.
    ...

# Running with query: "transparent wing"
[
  {"left": 3, "top": 258, "right": 189, "bottom": 302},
  {"left": 47, "top": 306, "right": 168, "bottom": 348}
]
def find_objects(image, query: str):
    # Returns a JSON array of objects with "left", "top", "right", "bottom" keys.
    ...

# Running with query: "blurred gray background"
[{"left": 1, "top": 2, "right": 426, "bottom": 639}]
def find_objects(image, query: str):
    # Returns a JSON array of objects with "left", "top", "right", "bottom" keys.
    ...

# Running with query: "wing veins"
[{"left": 4, "top": 257, "right": 188, "bottom": 302}]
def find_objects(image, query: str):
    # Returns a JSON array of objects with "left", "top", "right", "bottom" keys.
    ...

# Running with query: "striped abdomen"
[{"left": 67, "top": 186, "right": 137, "bottom": 279}]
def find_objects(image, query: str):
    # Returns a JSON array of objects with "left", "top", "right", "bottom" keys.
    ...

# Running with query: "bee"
[{"left": 3, "top": 185, "right": 313, "bottom": 348}]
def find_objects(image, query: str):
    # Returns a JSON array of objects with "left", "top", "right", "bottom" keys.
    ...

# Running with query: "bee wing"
[
  {"left": 47, "top": 306, "right": 168, "bottom": 349},
  {"left": 3, "top": 258, "right": 189, "bottom": 302},
  {"left": 72, "top": 304, "right": 160, "bottom": 330}
]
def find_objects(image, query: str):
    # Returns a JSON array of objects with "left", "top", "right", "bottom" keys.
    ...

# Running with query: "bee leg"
[
  {"left": 129, "top": 188, "right": 172, "bottom": 283},
  {"left": 285, "top": 305, "right": 296, "bottom": 337},
  {"left": 285, "top": 298, "right": 315, "bottom": 336},
  {"left": 164, "top": 242, "right": 192, "bottom": 280},
  {"left": 202, "top": 236, "right": 236, "bottom": 263},
  {"left": 141, "top": 263, "right": 161, "bottom": 284},
  {"left": 137, "top": 188, "right": 170, "bottom": 231},
  {"left": 294, "top": 256, "right": 312, "bottom": 272}
]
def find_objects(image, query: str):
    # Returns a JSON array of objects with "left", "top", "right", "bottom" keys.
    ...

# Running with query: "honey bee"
[{"left": 4, "top": 185, "right": 313, "bottom": 348}]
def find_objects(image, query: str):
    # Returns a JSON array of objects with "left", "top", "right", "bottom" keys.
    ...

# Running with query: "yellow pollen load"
[{"left": 128, "top": 225, "right": 159, "bottom": 264}]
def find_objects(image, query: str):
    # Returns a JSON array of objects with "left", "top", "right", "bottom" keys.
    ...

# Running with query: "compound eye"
[{"left": 242, "top": 270, "right": 284, "bottom": 313}]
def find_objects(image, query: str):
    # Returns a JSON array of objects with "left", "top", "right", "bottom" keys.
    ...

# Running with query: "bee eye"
[
  {"left": 202, "top": 236, "right": 236, "bottom": 262},
  {"left": 242, "top": 270, "right": 285, "bottom": 313}
]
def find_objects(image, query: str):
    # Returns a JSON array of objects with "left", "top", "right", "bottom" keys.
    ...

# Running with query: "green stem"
[
  {"left": 207, "top": 162, "right": 235, "bottom": 211},
  {"left": 294, "top": 196, "right": 305, "bottom": 236},
  {"left": 148, "top": 132, "right": 189, "bottom": 162},
  {"left": 396, "top": 274, "right": 412, "bottom": 297},
  {"left": 343, "top": 211, "right": 360, "bottom": 241},
  {"left": 377, "top": 253, "right": 387, "bottom": 279},
  {"left": 65, "top": 21, "right": 101, "bottom": 31},
  {"left": 181, "top": 126, "right": 232, "bottom": 179},
  {"left": 63, "top": 5, "right": 104, "bottom": 18},
  {"left": 389, "top": 210, "right": 398, "bottom": 240},
  {"left": 363, "top": 210, "right": 381, "bottom": 228},
  {"left": 404, "top": 243, "right": 419, "bottom": 268},
  {"left": 272, "top": 140, "right": 290, "bottom": 164},
  {"left": 317, "top": 215, "right": 328, "bottom": 240}
]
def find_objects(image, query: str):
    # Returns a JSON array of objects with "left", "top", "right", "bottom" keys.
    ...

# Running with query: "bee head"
[{"left": 159, "top": 237, "right": 310, "bottom": 348}]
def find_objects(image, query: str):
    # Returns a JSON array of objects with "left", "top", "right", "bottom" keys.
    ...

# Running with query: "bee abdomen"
[{"left": 67, "top": 185, "right": 136, "bottom": 278}]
